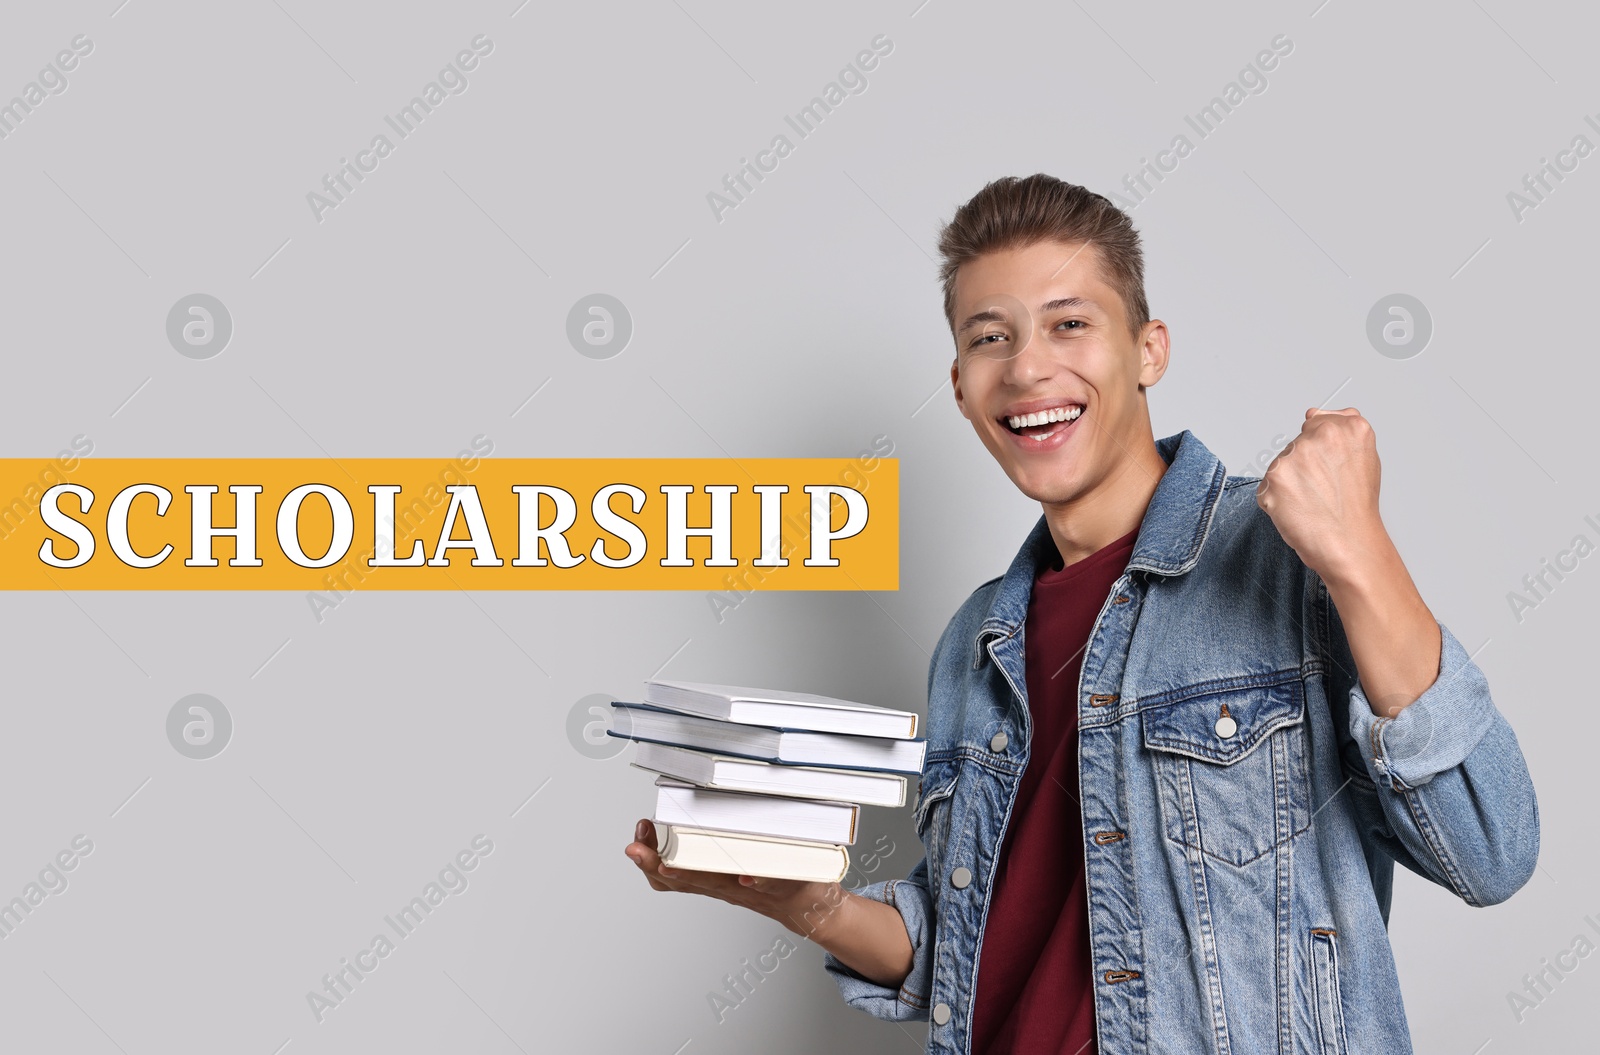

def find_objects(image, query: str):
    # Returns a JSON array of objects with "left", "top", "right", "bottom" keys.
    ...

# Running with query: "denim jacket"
[{"left": 824, "top": 429, "right": 1539, "bottom": 1054}]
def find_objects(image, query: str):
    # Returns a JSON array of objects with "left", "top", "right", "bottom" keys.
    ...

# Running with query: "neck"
[{"left": 1040, "top": 429, "right": 1168, "bottom": 568}]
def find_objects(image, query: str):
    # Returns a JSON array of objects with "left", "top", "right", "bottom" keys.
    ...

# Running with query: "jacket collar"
[{"left": 975, "top": 429, "right": 1229, "bottom": 644}]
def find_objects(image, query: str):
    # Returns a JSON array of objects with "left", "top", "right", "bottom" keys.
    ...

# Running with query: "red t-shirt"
[{"left": 971, "top": 526, "right": 1139, "bottom": 1055}]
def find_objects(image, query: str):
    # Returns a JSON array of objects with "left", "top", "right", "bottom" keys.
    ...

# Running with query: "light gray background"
[{"left": 1, "top": 1, "right": 1593, "bottom": 1052}]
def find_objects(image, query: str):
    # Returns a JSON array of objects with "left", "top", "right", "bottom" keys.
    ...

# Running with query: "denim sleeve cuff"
[
  {"left": 1346, "top": 619, "right": 1495, "bottom": 792},
  {"left": 821, "top": 872, "right": 934, "bottom": 1021}
]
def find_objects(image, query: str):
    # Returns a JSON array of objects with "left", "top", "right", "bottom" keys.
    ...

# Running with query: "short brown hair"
[{"left": 937, "top": 173, "right": 1149, "bottom": 342}]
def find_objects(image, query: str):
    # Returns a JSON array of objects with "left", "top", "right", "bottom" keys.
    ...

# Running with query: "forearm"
[
  {"left": 1331, "top": 612, "right": 1540, "bottom": 905},
  {"left": 804, "top": 888, "right": 914, "bottom": 989},
  {"left": 1321, "top": 527, "right": 1441, "bottom": 718}
]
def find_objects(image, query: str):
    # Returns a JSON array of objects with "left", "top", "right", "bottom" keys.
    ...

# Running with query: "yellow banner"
[{"left": 0, "top": 456, "right": 898, "bottom": 591}]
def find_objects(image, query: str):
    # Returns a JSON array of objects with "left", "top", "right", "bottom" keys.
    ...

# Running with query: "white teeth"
[{"left": 1006, "top": 405, "right": 1083, "bottom": 430}]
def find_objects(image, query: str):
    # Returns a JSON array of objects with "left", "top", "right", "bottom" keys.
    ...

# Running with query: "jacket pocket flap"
[
  {"left": 1141, "top": 676, "right": 1305, "bottom": 765},
  {"left": 913, "top": 759, "right": 960, "bottom": 833}
]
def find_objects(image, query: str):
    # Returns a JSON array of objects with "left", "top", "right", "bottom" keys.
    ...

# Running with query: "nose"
[{"left": 1001, "top": 320, "right": 1051, "bottom": 385}]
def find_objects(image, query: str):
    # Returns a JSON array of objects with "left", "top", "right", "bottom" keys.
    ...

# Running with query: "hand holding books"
[
  {"left": 618, "top": 679, "right": 925, "bottom": 988},
  {"left": 624, "top": 818, "right": 848, "bottom": 939}
]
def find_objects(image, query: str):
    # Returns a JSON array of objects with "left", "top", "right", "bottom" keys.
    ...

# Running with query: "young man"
[{"left": 624, "top": 174, "right": 1540, "bottom": 1054}]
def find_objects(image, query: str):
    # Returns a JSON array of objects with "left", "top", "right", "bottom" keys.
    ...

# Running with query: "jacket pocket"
[
  {"left": 1141, "top": 674, "right": 1311, "bottom": 866},
  {"left": 913, "top": 758, "right": 960, "bottom": 883},
  {"left": 1309, "top": 927, "right": 1350, "bottom": 1055}
]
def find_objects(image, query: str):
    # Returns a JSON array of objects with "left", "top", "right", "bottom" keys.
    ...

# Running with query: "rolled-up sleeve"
[
  {"left": 822, "top": 855, "right": 935, "bottom": 1021},
  {"left": 1334, "top": 610, "right": 1540, "bottom": 907}
]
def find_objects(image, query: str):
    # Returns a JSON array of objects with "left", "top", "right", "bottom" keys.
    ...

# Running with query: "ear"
[
  {"left": 950, "top": 358, "right": 970, "bottom": 420},
  {"left": 1138, "top": 320, "right": 1171, "bottom": 388}
]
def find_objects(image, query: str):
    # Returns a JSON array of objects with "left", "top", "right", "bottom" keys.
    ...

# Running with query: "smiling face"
[{"left": 949, "top": 239, "right": 1170, "bottom": 511}]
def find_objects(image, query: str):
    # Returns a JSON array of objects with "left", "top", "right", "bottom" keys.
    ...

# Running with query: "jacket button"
[
  {"left": 989, "top": 732, "right": 1008, "bottom": 752},
  {"left": 932, "top": 1002, "right": 952, "bottom": 1025},
  {"left": 950, "top": 866, "right": 972, "bottom": 889},
  {"left": 1215, "top": 715, "right": 1237, "bottom": 738}
]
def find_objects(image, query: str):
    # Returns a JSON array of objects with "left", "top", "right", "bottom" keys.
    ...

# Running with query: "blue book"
[
  {"left": 653, "top": 776, "right": 859, "bottom": 845},
  {"left": 642, "top": 679, "right": 920, "bottom": 739},
  {"left": 627, "top": 741, "right": 908, "bottom": 807},
  {"left": 607, "top": 701, "right": 926, "bottom": 775}
]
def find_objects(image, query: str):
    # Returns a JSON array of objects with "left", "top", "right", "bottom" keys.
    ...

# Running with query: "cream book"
[{"left": 655, "top": 823, "right": 849, "bottom": 883}]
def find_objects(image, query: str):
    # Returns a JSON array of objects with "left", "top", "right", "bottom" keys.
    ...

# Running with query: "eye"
[
  {"left": 1056, "top": 319, "right": 1085, "bottom": 331},
  {"left": 970, "top": 332, "right": 1007, "bottom": 348}
]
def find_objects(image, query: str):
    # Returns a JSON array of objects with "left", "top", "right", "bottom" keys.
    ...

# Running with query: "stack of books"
[{"left": 609, "top": 679, "right": 926, "bottom": 883}]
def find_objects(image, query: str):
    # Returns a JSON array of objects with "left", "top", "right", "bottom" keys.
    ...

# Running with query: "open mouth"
[{"left": 1003, "top": 404, "right": 1084, "bottom": 442}]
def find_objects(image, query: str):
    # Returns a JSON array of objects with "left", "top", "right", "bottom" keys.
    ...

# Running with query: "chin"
[{"left": 1002, "top": 465, "right": 1081, "bottom": 506}]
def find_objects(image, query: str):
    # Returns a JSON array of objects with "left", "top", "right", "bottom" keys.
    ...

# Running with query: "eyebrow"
[
  {"left": 1041, "top": 296, "right": 1101, "bottom": 314},
  {"left": 956, "top": 296, "right": 1103, "bottom": 333}
]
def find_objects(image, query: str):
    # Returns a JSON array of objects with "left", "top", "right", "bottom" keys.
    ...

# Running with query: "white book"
[
  {"left": 655, "top": 823, "right": 849, "bottom": 883},
  {"left": 609, "top": 702, "right": 926, "bottom": 775},
  {"left": 643, "top": 679, "right": 919, "bottom": 740},
  {"left": 631, "top": 742, "right": 908, "bottom": 807},
  {"left": 653, "top": 776, "right": 859, "bottom": 845}
]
